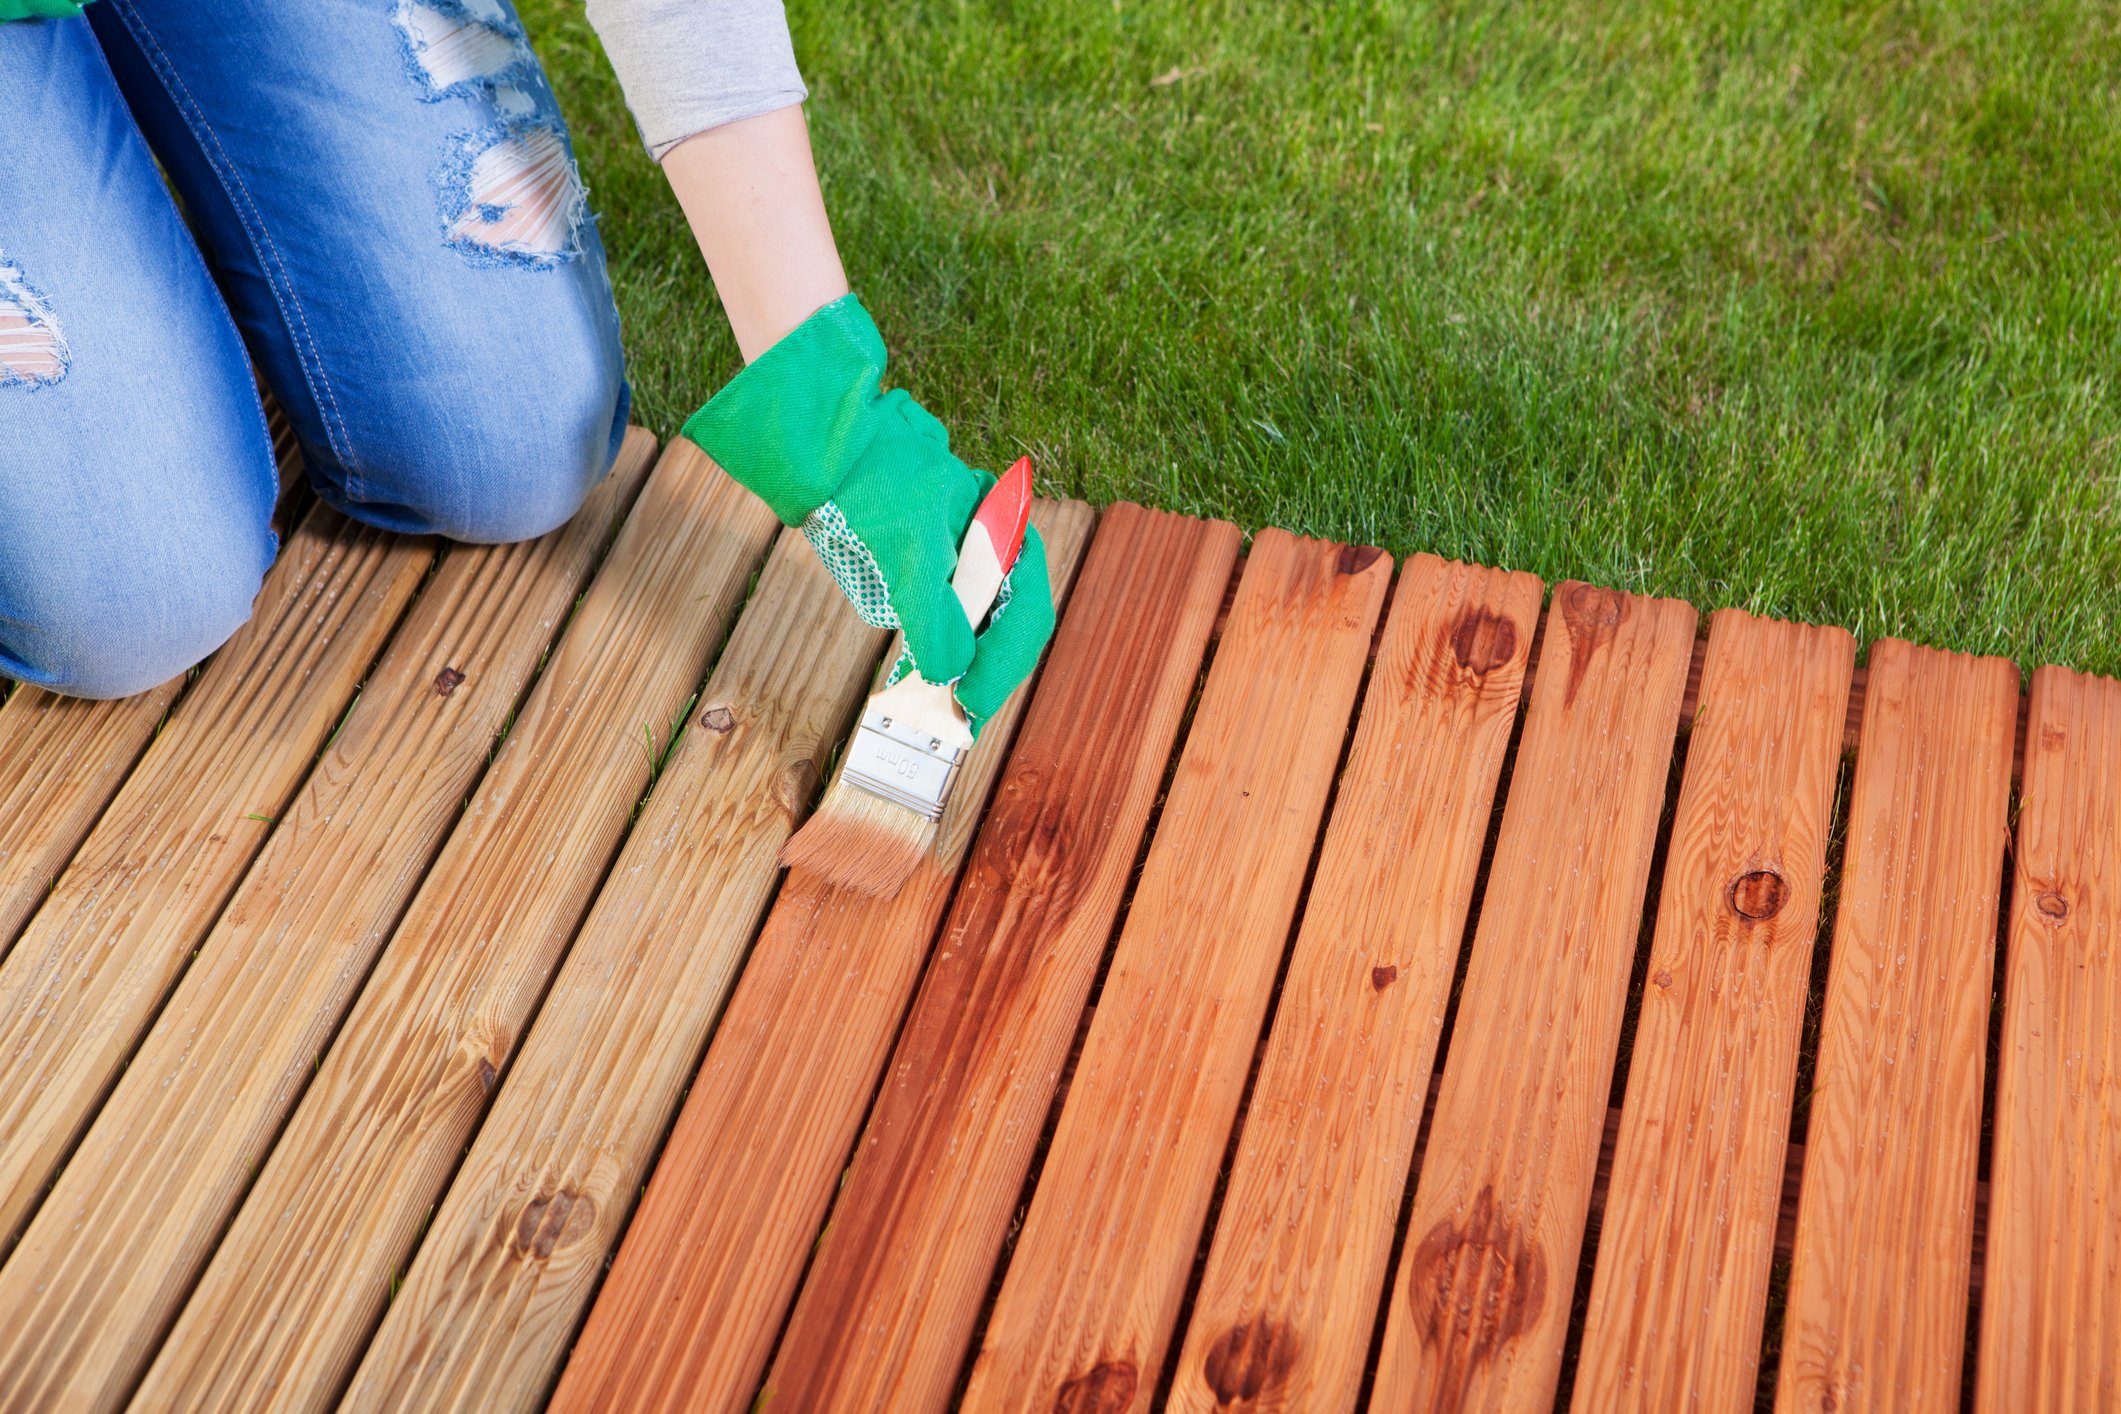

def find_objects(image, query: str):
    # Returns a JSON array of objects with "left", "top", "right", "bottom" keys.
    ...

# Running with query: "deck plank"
[
  {"left": 1166, "top": 555, "right": 1541, "bottom": 1414},
  {"left": 549, "top": 500, "right": 1097, "bottom": 1414},
  {"left": 1371, "top": 582, "right": 1697, "bottom": 1412},
  {"left": 342, "top": 526, "right": 897, "bottom": 1410},
  {"left": 0, "top": 683, "right": 180, "bottom": 961},
  {"left": 0, "top": 432, "right": 654, "bottom": 1413},
  {"left": 1573, "top": 608, "right": 1855, "bottom": 1411},
  {"left": 135, "top": 441, "right": 778, "bottom": 1414},
  {"left": 961, "top": 531, "right": 1390, "bottom": 1412},
  {"left": 763, "top": 503, "right": 1239, "bottom": 1413},
  {"left": 1977, "top": 666, "right": 2121, "bottom": 1412},
  {"left": 1776, "top": 639, "right": 2017, "bottom": 1414},
  {"left": 0, "top": 506, "right": 433, "bottom": 1251}
]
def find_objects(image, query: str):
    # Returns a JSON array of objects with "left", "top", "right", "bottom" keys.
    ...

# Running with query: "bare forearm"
[{"left": 661, "top": 104, "right": 849, "bottom": 363}]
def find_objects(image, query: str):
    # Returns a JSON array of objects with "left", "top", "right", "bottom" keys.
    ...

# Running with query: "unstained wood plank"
[
  {"left": 1572, "top": 608, "right": 1854, "bottom": 1412},
  {"left": 550, "top": 500, "right": 1097, "bottom": 1414},
  {"left": 0, "top": 504, "right": 433, "bottom": 1250},
  {"left": 1167, "top": 555, "right": 1541, "bottom": 1414},
  {"left": 136, "top": 440, "right": 779, "bottom": 1414},
  {"left": 1777, "top": 639, "right": 2017, "bottom": 1414},
  {"left": 763, "top": 503, "right": 1240, "bottom": 1412},
  {"left": 1977, "top": 665, "right": 2121, "bottom": 1412},
  {"left": 343, "top": 527, "right": 896, "bottom": 1410},
  {"left": 1371, "top": 582, "right": 1697, "bottom": 1412},
  {"left": 0, "top": 431, "right": 655, "bottom": 1414},
  {"left": 961, "top": 531, "right": 1390, "bottom": 1413},
  {"left": 0, "top": 682, "right": 180, "bottom": 961}
]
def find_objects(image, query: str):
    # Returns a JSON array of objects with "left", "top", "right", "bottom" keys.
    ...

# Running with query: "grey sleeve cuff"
[{"left": 583, "top": 0, "right": 808, "bottom": 160}]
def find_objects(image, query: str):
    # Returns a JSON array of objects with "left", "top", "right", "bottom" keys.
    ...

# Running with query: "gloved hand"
[{"left": 682, "top": 293, "right": 1054, "bottom": 735}]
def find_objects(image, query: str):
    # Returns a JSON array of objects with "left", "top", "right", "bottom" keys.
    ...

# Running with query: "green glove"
[
  {"left": 682, "top": 294, "right": 1055, "bottom": 735},
  {"left": 1, "top": 0, "right": 99, "bottom": 18}
]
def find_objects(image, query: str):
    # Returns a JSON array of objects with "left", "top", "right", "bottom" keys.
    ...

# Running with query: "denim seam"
[{"left": 105, "top": 0, "right": 364, "bottom": 498}]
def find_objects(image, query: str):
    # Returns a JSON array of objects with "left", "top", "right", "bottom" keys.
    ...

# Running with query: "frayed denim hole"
[
  {"left": 435, "top": 120, "right": 588, "bottom": 271},
  {"left": 393, "top": 0, "right": 534, "bottom": 100},
  {"left": 0, "top": 257, "right": 70, "bottom": 390}
]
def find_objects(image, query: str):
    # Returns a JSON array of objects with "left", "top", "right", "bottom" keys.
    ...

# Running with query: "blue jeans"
[{"left": 0, "top": 1, "right": 629, "bottom": 698}]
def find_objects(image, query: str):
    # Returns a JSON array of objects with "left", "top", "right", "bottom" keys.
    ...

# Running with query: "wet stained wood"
[
  {"left": 962, "top": 531, "right": 1390, "bottom": 1413},
  {"left": 550, "top": 500, "right": 1097, "bottom": 1414},
  {"left": 763, "top": 504, "right": 1240, "bottom": 1413},
  {"left": 0, "top": 682, "right": 179, "bottom": 961},
  {"left": 1166, "top": 556, "right": 1542, "bottom": 1414},
  {"left": 1371, "top": 582, "right": 1698, "bottom": 1413},
  {"left": 0, "top": 504, "right": 433, "bottom": 1251},
  {"left": 134, "top": 441, "right": 779, "bottom": 1414},
  {"left": 1573, "top": 609, "right": 1855, "bottom": 1412},
  {"left": 0, "top": 432, "right": 655, "bottom": 1414},
  {"left": 1777, "top": 640, "right": 2017, "bottom": 1414},
  {"left": 342, "top": 527, "right": 901, "bottom": 1411},
  {"left": 1977, "top": 666, "right": 2121, "bottom": 1413}
]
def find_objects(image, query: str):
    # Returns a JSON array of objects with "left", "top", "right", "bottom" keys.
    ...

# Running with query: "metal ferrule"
[{"left": 839, "top": 704, "right": 966, "bottom": 821}]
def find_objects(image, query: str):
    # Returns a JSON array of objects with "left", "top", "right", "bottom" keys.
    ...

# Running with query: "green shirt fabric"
[{"left": 2, "top": 0, "right": 99, "bottom": 21}]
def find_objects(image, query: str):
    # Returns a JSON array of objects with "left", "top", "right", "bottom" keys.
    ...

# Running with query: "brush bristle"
[{"left": 781, "top": 772, "right": 938, "bottom": 897}]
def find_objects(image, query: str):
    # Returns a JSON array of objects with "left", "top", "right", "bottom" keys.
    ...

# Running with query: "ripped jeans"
[{"left": 0, "top": 0, "right": 629, "bottom": 698}]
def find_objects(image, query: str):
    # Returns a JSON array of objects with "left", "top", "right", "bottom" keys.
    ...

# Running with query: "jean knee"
[
  {"left": 3, "top": 535, "right": 268, "bottom": 700},
  {"left": 326, "top": 336, "right": 628, "bottom": 546}
]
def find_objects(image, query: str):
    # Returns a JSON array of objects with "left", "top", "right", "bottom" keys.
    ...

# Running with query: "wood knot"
[
  {"left": 1729, "top": 869, "right": 1788, "bottom": 922},
  {"left": 1337, "top": 544, "right": 1385, "bottom": 576},
  {"left": 1652, "top": 968, "right": 1674, "bottom": 989},
  {"left": 1449, "top": 608, "right": 1518, "bottom": 677},
  {"left": 1405, "top": 1185, "right": 1546, "bottom": 1374},
  {"left": 775, "top": 759, "right": 821, "bottom": 817},
  {"left": 699, "top": 705, "right": 736, "bottom": 734},
  {"left": 1372, "top": 964, "right": 1399, "bottom": 991},
  {"left": 1203, "top": 1314, "right": 1301, "bottom": 1405},
  {"left": 1051, "top": 1360, "right": 1138, "bottom": 1414},
  {"left": 2036, "top": 890, "right": 2070, "bottom": 923},
  {"left": 476, "top": 1058, "right": 499, "bottom": 1094},
  {"left": 512, "top": 1189, "right": 595, "bottom": 1261},
  {"left": 433, "top": 666, "right": 465, "bottom": 697}
]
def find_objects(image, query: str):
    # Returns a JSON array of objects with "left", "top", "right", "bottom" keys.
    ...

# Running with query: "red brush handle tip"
[{"left": 974, "top": 456, "right": 1034, "bottom": 573}]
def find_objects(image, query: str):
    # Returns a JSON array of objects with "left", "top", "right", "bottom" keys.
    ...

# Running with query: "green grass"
[{"left": 524, "top": 0, "right": 2119, "bottom": 675}]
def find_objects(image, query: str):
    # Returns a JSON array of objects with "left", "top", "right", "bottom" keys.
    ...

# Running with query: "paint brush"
[{"left": 780, "top": 455, "right": 1036, "bottom": 896}]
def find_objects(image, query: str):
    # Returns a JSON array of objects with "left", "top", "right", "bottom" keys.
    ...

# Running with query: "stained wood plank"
[
  {"left": 763, "top": 503, "right": 1240, "bottom": 1413},
  {"left": 1977, "top": 665, "right": 2121, "bottom": 1412},
  {"left": 961, "top": 531, "right": 1390, "bottom": 1413},
  {"left": 1573, "top": 608, "right": 1854, "bottom": 1411},
  {"left": 0, "top": 682, "right": 180, "bottom": 960},
  {"left": 342, "top": 527, "right": 895, "bottom": 1410},
  {"left": 1166, "top": 555, "right": 1541, "bottom": 1414},
  {"left": 1371, "top": 582, "right": 1697, "bottom": 1412},
  {"left": 1776, "top": 639, "right": 2017, "bottom": 1414},
  {"left": 550, "top": 500, "right": 1097, "bottom": 1414},
  {"left": 136, "top": 440, "right": 779, "bottom": 1414},
  {"left": 0, "top": 505, "right": 434, "bottom": 1250},
  {"left": 0, "top": 431, "right": 655, "bottom": 1413}
]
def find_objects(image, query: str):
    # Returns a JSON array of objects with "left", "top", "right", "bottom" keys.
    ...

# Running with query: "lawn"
[{"left": 523, "top": 0, "right": 2119, "bottom": 676}]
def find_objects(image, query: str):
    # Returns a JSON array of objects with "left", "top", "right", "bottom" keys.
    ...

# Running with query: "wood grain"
[
  {"left": 1572, "top": 608, "right": 1855, "bottom": 1412},
  {"left": 0, "top": 432, "right": 655, "bottom": 1414},
  {"left": 763, "top": 503, "right": 1240, "bottom": 1413},
  {"left": 135, "top": 440, "right": 779, "bottom": 1414},
  {"left": 1776, "top": 639, "right": 2018, "bottom": 1414},
  {"left": 1977, "top": 665, "right": 2121, "bottom": 1412},
  {"left": 960, "top": 530, "right": 1390, "bottom": 1413},
  {"left": 0, "top": 505, "right": 433, "bottom": 1250},
  {"left": 0, "top": 682, "right": 180, "bottom": 962},
  {"left": 1166, "top": 555, "right": 1542, "bottom": 1414},
  {"left": 1372, "top": 581, "right": 1698, "bottom": 1412},
  {"left": 343, "top": 526, "right": 897, "bottom": 1411},
  {"left": 550, "top": 501, "right": 1097, "bottom": 1414}
]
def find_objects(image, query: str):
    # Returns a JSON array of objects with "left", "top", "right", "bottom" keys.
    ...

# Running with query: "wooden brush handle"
[{"left": 950, "top": 456, "right": 1033, "bottom": 626}]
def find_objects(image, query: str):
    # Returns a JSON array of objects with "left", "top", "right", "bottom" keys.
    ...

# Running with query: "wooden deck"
[{"left": 0, "top": 429, "right": 2114, "bottom": 1413}]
